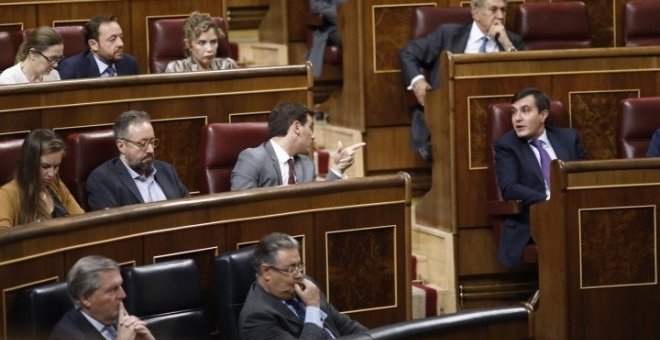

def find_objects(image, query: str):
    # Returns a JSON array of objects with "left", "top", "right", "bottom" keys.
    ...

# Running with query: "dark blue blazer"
[
  {"left": 647, "top": 129, "right": 660, "bottom": 157},
  {"left": 493, "top": 127, "right": 586, "bottom": 267},
  {"left": 86, "top": 157, "right": 189, "bottom": 211},
  {"left": 57, "top": 49, "right": 139, "bottom": 79},
  {"left": 49, "top": 309, "right": 105, "bottom": 340}
]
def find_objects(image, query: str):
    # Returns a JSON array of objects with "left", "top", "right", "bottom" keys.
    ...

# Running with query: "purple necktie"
[
  {"left": 479, "top": 36, "right": 488, "bottom": 53},
  {"left": 530, "top": 139, "right": 551, "bottom": 185},
  {"left": 285, "top": 298, "right": 306, "bottom": 320},
  {"left": 287, "top": 158, "right": 296, "bottom": 185}
]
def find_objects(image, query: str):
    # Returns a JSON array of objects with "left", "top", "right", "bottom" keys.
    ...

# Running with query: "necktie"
[
  {"left": 530, "top": 139, "right": 551, "bottom": 185},
  {"left": 102, "top": 325, "right": 117, "bottom": 340},
  {"left": 104, "top": 65, "right": 116, "bottom": 77},
  {"left": 286, "top": 298, "right": 306, "bottom": 320},
  {"left": 479, "top": 36, "right": 488, "bottom": 53},
  {"left": 287, "top": 158, "right": 296, "bottom": 185}
]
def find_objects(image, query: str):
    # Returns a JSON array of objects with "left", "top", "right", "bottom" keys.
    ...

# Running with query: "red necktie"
[{"left": 287, "top": 158, "right": 296, "bottom": 185}]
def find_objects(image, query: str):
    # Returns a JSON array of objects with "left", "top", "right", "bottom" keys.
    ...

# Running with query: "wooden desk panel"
[
  {"left": 0, "top": 173, "right": 412, "bottom": 337},
  {"left": 0, "top": 65, "right": 312, "bottom": 193}
]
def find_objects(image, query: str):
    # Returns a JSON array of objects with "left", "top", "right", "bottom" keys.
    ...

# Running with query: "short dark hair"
[
  {"left": 511, "top": 87, "right": 550, "bottom": 113},
  {"left": 267, "top": 101, "right": 313, "bottom": 138},
  {"left": 251, "top": 233, "right": 299, "bottom": 277},
  {"left": 113, "top": 110, "right": 151, "bottom": 140},
  {"left": 84, "top": 15, "right": 118, "bottom": 46},
  {"left": 67, "top": 256, "right": 119, "bottom": 308}
]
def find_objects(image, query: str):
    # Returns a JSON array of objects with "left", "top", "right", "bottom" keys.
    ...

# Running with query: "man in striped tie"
[
  {"left": 493, "top": 87, "right": 586, "bottom": 267},
  {"left": 239, "top": 233, "right": 367, "bottom": 339}
]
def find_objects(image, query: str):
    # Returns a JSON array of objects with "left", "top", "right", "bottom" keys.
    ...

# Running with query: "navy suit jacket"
[
  {"left": 57, "top": 49, "right": 139, "bottom": 79},
  {"left": 239, "top": 282, "right": 366, "bottom": 340},
  {"left": 49, "top": 309, "right": 105, "bottom": 340},
  {"left": 647, "top": 129, "right": 660, "bottom": 157},
  {"left": 86, "top": 157, "right": 189, "bottom": 211},
  {"left": 494, "top": 127, "right": 586, "bottom": 267},
  {"left": 230, "top": 141, "right": 340, "bottom": 191}
]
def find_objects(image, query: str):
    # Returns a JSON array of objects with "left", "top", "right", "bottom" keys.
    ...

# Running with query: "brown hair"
[
  {"left": 16, "top": 129, "right": 66, "bottom": 225},
  {"left": 182, "top": 11, "right": 224, "bottom": 56},
  {"left": 15, "top": 26, "right": 63, "bottom": 63}
]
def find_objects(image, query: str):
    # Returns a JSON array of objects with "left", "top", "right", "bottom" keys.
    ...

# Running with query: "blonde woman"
[{"left": 0, "top": 27, "right": 64, "bottom": 84}]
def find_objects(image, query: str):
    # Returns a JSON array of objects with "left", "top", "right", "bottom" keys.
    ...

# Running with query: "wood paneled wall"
[{"left": 0, "top": 173, "right": 412, "bottom": 338}]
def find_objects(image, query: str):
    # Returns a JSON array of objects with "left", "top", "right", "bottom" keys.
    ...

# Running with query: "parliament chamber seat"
[
  {"left": 486, "top": 101, "right": 569, "bottom": 264},
  {"left": 7, "top": 281, "right": 72, "bottom": 340},
  {"left": 147, "top": 16, "right": 237, "bottom": 73},
  {"left": 0, "top": 138, "right": 24, "bottom": 186},
  {"left": 623, "top": 1, "right": 660, "bottom": 46},
  {"left": 61, "top": 130, "right": 117, "bottom": 210},
  {"left": 122, "top": 259, "right": 209, "bottom": 340},
  {"left": 0, "top": 30, "right": 19, "bottom": 72},
  {"left": 20, "top": 26, "right": 86, "bottom": 59},
  {"left": 198, "top": 122, "right": 269, "bottom": 194},
  {"left": 213, "top": 246, "right": 255, "bottom": 340},
  {"left": 617, "top": 97, "right": 660, "bottom": 158},
  {"left": 515, "top": 1, "right": 591, "bottom": 50}
]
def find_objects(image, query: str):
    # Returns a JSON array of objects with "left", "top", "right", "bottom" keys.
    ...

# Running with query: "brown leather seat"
[
  {"left": 0, "top": 138, "right": 24, "bottom": 186},
  {"left": 198, "top": 123, "right": 269, "bottom": 194},
  {"left": 0, "top": 30, "right": 19, "bottom": 72},
  {"left": 515, "top": 1, "right": 591, "bottom": 50},
  {"left": 148, "top": 16, "right": 236, "bottom": 73},
  {"left": 623, "top": 1, "right": 660, "bottom": 46},
  {"left": 406, "top": 6, "right": 472, "bottom": 108},
  {"left": 20, "top": 26, "right": 86, "bottom": 58},
  {"left": 61, "top": 130, "right": 117, "bottom": 210},
  {"left": 617, "top": 97, "right": 660, "bottom": 158},
  {"left": 486, "top": 101, "right": 569, "bottom": 264}
]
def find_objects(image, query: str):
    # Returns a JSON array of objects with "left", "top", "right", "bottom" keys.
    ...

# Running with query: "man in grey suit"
[
  {"left": 398, "top": 0, "right": 524, "bottom": 161},
  {"left": 86, "top": 110, "right": 189, "bottom": 210},
  {"left": 231, "top": 101, "right": 365, "bottom": 191},
  {"left": 239, "top": 233, "right": 367, "bottom": 339},
  {"left": 305, "top": 0, "right": 347, "bottom": 77}
]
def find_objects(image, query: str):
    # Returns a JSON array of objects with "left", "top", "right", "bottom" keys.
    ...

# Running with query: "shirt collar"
[
  {"left": 528, "top": 129, "right": 550, "bottom": 145},
  {"left": 270, "top": 139, "right": 293, "bottom": 165},
  {"left": 80, "top": 309, "right": 110, "bottom": 332},
  {"left": 468, "top": 21, "right": 489, "bottom": 44},
  {"left": 92, "top": 54, "right": 112, "bottom": 75}
]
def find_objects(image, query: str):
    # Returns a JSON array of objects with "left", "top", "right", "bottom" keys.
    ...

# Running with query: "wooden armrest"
[
  {"left": 486, "top": 200, "right": 522, "bottom": 215},
  {"left": 304, "top": 12, "right": 325, "bottom": 27}
]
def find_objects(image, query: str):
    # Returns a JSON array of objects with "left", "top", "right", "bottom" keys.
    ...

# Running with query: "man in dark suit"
[
  {"left": 398, "top": 0, "right": 524, "bottom": 161},
  {"left": 494, "top": 88, "right": 586, "bottom": 267},
  {"left": 50, "top": 256, "right": 154, "bottom": 340},
  {"left": 305, "top": 0, "right": 347, "bottom": 77},
  {"left": 648, "top": 129, "right": 660, "bottom": 157},
  {"left": 58, "top": 15, "right": 139, "bottom": 79},
  {"left": 231, "top": 101, "right": 365, "bottom": 191},
  {"left": 239, "top": 232, "right": 367, "bottom": 339},
  {"left": 86, "top": 110, "right": 188, "bottom": 210}
]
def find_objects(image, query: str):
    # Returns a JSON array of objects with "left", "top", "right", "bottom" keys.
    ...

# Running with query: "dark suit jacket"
[
  {"left": 231, "top": 141, "right": 341, "bottom": 191},
  {"left": 86, "top": 157, "right": 189, "bottom": 211},
  {"left": 306, "top": 0, "right": 347, "bottom": 77},
  {"left": 57, "top": 49, "right": 139, "bottom": 79},
  {"left": 494, "top": 127, "right": 586, "bottom": 267},
  {"left": 49, "top": 309, "right": 106, "bottom": 340},
  {"left": 647, "top": 129, "right": 660, "bottom": 157},
  {"left": 239, "top": 282, "right": 367, "bottom": 340}
]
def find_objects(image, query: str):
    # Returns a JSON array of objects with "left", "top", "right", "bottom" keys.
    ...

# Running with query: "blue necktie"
[
  {"left": 530, "top": 139, "right": 552, "bottom": 185},
  {"left": 104, "top": 65, "right": 116, "bottom": 77},
  {"left": 102, "top": 325, "right": 117, "bottom": 340},
  {"left": 286, "top": 298, "right": 306, "bottom": 320},
  {"left": 479, "top": 36, "right": 488, "bottom": 53}
]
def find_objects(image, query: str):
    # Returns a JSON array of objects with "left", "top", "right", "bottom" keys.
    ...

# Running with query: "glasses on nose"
[
  {"left": 121, "top": 138, "right": 159, "bottom": 149},
  {"left": 32, "top": 49, "right": 65, "bottom": 65},
  {"left": 268, "top": 262, "right": 305, "bottom": 275}
]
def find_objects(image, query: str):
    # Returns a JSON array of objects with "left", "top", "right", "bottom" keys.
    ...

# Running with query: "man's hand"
[
  {"left": 116, "top": 302, "right": 155, "bottom": 340},
  {"left": 413, "top": 78, "right": 431, "bottom": 106},
  {"left": 489, "top": 20, "right": 515, "bottom": 51},
  {"left": 294, "top": 278, "right": 321, "bottom": 308},
  {"left": 332, "top": 141, "right": 366, "bottom": 173}
]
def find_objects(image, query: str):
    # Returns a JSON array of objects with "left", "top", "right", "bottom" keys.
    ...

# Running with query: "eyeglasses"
[
  {"left": 268, "top": 262, "right": 305, "bottom": 275},
  {"left": 32, "top": 49, "right": 65, "bottom": 65},
  {"left": 121, "top": 138, "right": 159, "bottom": 149}
]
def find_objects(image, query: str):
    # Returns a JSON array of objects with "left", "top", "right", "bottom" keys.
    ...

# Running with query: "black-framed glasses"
[
  {"left": 268, "top": 262, "right": 305, "bottom": 275},
  {"left": 121, "top": 138, "right": 159, "bottom": 149},
  {"left": 32, "top": 49, "right": 65, "bottom": 65}
]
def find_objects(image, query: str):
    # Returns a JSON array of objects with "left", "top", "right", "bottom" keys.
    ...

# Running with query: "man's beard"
[{"left": 129, "top": 158, "right": 154, "bottom": 176}]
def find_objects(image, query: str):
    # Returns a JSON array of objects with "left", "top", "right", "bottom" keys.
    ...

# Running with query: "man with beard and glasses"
[
  {"left": 58, "top": 15, "right": 139, "bottom": 79},
  {"left": 86, "top": 110, "right": 188, "bottom": 211}
]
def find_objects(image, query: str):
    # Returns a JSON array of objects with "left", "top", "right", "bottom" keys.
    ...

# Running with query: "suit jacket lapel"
[
  {"left": 518, "top": 138, "right": 545, "bottom": 184},
  {"left": 547, "top": 128, "right": 570, "bottom": 161},
  {"left": 84, "top": 51, "right": 101, "bottom": 77},
  {"left": 112, "top": 158, "right": 144, "bottom": 203},
  {"left": 450, "top": 23, "right": 472, "bottom": 53},
  {"left": 254, "top": 283, "right": 302, "bottom": 326},
  {"left": 263, "top": 142, "right": 284, "bottom": 185},
  {"left": 153, "top": 163, "right": 175, "bottom": 199}
]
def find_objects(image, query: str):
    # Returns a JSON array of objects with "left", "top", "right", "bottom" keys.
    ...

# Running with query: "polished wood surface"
[
  {"left": 0, "top": 65, "right": 312, "bottom": 193},
  {"left": 0, "top": 173, "right": 412, "bottom": 338},
  {"left": 531, "top": 158, "right": 660, "bottom": 339}
]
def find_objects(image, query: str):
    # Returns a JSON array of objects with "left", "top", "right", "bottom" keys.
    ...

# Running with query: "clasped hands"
[
  {"left": 332, "top": 141, "right": 366, "bottom": 174},
  {"left": 116, "top": 302, "right": 155, "bottom": 340}
]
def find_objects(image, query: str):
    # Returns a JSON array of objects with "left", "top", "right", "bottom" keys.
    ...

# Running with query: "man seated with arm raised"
[
  {"left": 231, "top": 101, "right": 365, "bottom": 190},
  {"left": 86, "top": 110, "right": 188, "bottom": 210},
  {"left": 58, "top": 15, "right": 138, "bottom": 79}
]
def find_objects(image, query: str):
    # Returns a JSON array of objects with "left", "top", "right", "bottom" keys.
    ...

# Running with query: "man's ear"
[
  {"left": 80, "top": 295, "right": 92, "bottom": 309},
  {"left": 116, "top": 139, "right": 125, "bottom": 154},
  {"left": 88, "top": 39, "right": 99, "bottom": 53},
  {"left": 540, "top": 109, "right": 549, "bottom": 122},
  {"left": 260, "top": 264, "right": 271, "bottom": 280}
]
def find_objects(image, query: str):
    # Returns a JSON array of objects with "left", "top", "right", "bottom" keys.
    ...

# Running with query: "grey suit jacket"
[
  {"left": 86, "top": 157, "right": 189, "bottom": 211},
  {"left": 494, "top": 127, "right": 586, "bottom": 267},
  {"left": 239, "top": 282, "right": 367, "bottom": 340},
  {"left": 305, "top": 0, "right": 347, "bottom": 77},
  {"left": 231, "top": 141, "right": 341, "bottom": 191}
]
